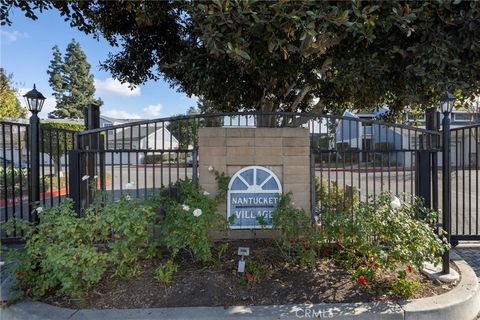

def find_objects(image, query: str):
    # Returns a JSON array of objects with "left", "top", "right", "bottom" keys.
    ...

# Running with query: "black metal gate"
[
  {"left": 0, "top": 121, "right": 78, "bottom": 241},
  {"left": 69, "top": 112, "right": 440, "bottom": 213},
  {"left": 450, "top": 124, "right": 480, "bottom": 242}
]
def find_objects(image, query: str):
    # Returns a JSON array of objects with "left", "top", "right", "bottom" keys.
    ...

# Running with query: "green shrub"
[
  {"left": 2, "top": 200, "right": 109, "bottom": 298},
  {"left": 143, "top": 154, "right": 163, "bottom": 164},
  {"left": 319, "top": 193, "right": 450, "bottom": 272},
  {"left": 92, "top": 195, "right": 156, "bottom": 277},
  {"left": 0, "top": 167, "right": 28, "bottom": 199},
  {"left": 2, "top": 194, "right": 157, "bottom": 298},
  {"left": 153, "top": 260, "right": 178, "bottom": 285},
  {"left": 315, "top": 177, "right": 358, "bottom": 214},
  {"left": 154, "top": 180, "right": 224, "bottom": 262},
  {"left": 391, "top": 271, "right": 421, "bottom": 298},
  {"left": 271, "top": 193, "right": 318, "bottom": 258},
  {"left": 336, "top": 142, "right": 350, "bottom": 151},
  {"left": 294, "top": 246, "right": 317, "bottom": 266}
]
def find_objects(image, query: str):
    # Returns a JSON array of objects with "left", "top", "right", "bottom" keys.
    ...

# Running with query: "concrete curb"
[
  {"left": 2, "top": 254, "right": 479, "bottom": 320},
  {"left": 400, "top": 252, "right": 480, "bottom": 320}
]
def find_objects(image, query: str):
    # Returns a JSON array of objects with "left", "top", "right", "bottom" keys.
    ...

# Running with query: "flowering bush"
[
  {"left": 2, "top": 200, "right": 109, "bottom": 299},
  {"left": 1, "top": 194, "right": 158, "bottom": 298},
  {"left": 154, "top": 180, "right": 224, "bottom": 262},
  {"left": 320, "top": 193, "right": 449, "bottom": 272},
  {"left": 319, "top": 192, "right": 450, "bottom": 297}
]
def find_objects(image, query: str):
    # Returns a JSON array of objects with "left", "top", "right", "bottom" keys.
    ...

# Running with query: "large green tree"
[
  {"left": 0, "top": 68, "right": 26, "bottom": 120},
  {"left": 47, "top": 39, "right": 102, "bottom": 119},
  {"left": 4, "top": 1, "right": 480, "bottom": 121}
]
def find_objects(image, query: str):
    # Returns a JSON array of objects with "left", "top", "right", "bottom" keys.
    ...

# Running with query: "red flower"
[
  {"left": 16, "top": 271, "right": 24, "bottom": 277},
  {"left": 407, "top": 264, "right": 413, "bottom": 273},
  {"left": 358, "top": 276, "right": 367, "bottom": 285},
  {"left": 246, "top": 272, "right": 254, "bottom": 282}
]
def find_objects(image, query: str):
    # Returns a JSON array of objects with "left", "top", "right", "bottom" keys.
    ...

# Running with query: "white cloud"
[
  {"left": 143, "top": 104, "right": 162, "bottom": 117},
  {"left": 103, "top": 109, "right": 141, "bottom": 119},
  {"left": 94, "top": 78, "right": 141, "bottom": 97},
  {"left": 1, "top": 30, "right": 28, "bottom": 43}
]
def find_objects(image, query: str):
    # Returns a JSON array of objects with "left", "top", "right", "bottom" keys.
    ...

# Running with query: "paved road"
[
  {"left": 453, "top": 242, "right": 480, "bottom": 320},
  {"left": 454, "top": 243, "right": 480, "bottom": 278}
]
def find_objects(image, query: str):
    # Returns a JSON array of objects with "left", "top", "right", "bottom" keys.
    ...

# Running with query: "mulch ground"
[{"left": 42, "top": 239, "right": 458, "bottom": 309}]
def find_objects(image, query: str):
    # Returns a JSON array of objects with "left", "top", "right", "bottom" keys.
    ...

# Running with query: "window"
[
  {"left": 407, "top": 113, "right": 425, "bottom": 122},
  {"left": 453, "top": 113, "right": 473, "bottom": 121},
  {"left": 363, "top": 124, "right": 372, "bottom": 135}
]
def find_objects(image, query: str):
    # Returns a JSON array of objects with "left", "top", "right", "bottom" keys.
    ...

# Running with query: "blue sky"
[{"left": 0, "top": 8, "right": 197, "bottom": 119}]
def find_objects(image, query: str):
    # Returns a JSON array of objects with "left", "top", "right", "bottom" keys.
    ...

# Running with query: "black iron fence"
[
  {"left": 0, "top": 121, "right": 78, "bottom": 241},
  {"left": 72, "top": 112, "right": 440, "bottom": 215},
  {"left": 450, "top": 124, "right": 479, "bottom": 242},
  {"left": 3, "top": 111, "right": 480, "bottom": 243}
]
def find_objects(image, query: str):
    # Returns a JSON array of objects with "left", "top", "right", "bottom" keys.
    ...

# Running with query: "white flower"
[
  {"left": 36, "top": 207, "right": 43, "bottom": 213},
  {"left": 93, "top": 175, "right": 98, "bottom": 180},
  {"left": 82, "top": 175, "right": 90, "bottom": 181},
  {"left": 125, "top": 182, "right": 135, "bottom": 189},
  {"left": 203, "top": 190, "right": 210, "bottom": 196},
  {"left": 390, "top": 196, "right": 402, "bottom": 209},
  {"left": 125, "top": 194, "right": 131, "bottom": 201},
  {"left": 182, "top": 204, "right": 190, "bottom": 211},
  {"left": 208, "top": 165, "right": 214, "bottom": 172},
  {"left": 193, "top": 208, "right": 202, "bottom": 217}
]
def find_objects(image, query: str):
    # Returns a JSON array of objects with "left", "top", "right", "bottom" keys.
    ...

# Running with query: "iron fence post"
[
  {"left": 192, "top": 148, "right": 198, "bottom": 184},
  {"left": 310, "top": 147, "right": 316, "bottom": 221},
  {"left": 29, "top": 112, "right": 40, "bottom": 224},
  {"left": 68, "top": 147, "right": 81, "bottom": 214},
  {"left": 415, "top": 150, "right": 432, "bottom": 209},
  {"left": 84, "top": 104, "right": 102, "bottom": 204},
  {"left": 442, "top": 113, "right": 451, "bottom": 274}
]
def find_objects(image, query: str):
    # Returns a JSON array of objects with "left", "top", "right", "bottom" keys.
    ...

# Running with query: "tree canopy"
[
  {"left": 47, "top": 39, "right": 102, "bottom": 119},
  {"left": 0, "top": 68, "right": 26, "bottom": 120},
  {"left": 3, "top": 1, "right": 480, "bottom": 118}
]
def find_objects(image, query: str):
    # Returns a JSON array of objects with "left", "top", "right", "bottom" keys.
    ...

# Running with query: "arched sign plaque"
[{"left": 227, "top": 166, "right": 282, "bottom": 229}]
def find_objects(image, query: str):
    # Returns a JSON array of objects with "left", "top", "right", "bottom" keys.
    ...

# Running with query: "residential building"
[
  {"left": 335, "top": 107, "right": 479, "bottom": 168},
  {"left": 100, "top": 115, "right": 180, "bottom": 164}
]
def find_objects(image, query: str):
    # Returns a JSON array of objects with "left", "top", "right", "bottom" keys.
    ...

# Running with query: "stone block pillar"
[{"left": 198, "top": 127, "right": 311, "bottom": 238}]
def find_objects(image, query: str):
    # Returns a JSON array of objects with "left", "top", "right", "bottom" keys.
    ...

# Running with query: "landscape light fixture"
[
  {"left": 24, "top": 84, "right": 46, "bottom": 225},
  {"left": 439, "top": 91, "right": 455, "bottom": 115},
  {"left": 439, "top": 90, "right": 455, "bottom": 275},
  {"left": 23, "top": 84, "right": 46, "bottom": 114}
]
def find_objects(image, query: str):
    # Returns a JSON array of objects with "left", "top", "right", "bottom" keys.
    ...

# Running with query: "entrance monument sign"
[{"left": 227, "top": 166, "right": 282, "bottom": 229}]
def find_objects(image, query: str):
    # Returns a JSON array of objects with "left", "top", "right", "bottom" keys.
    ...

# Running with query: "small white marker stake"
[
  {"left": 238, "top": 259, "right": 245, "bottom": 273},
  {"left": 237, "top": 247, "right": 250, "bottom": 273}
]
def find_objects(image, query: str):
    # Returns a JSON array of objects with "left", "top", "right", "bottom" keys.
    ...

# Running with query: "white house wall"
[{"left": 143, "top": 129, "right": 180, "bottom": 150}]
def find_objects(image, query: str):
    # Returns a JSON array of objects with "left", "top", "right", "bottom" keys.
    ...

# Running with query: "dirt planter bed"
[
  {"left": 3, "top": 246, "right": 480, "bottom": 320},
  {"left": 39, "top": 239, "right": 456, "bottom": 309}
]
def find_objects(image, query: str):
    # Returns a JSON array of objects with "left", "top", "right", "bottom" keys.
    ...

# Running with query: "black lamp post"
[
  {"left": 23, "top": 84, "right": 46, "bottom": 225},
  {"left": 439, "top": 91, "right": 455, "bottom": 274}
]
